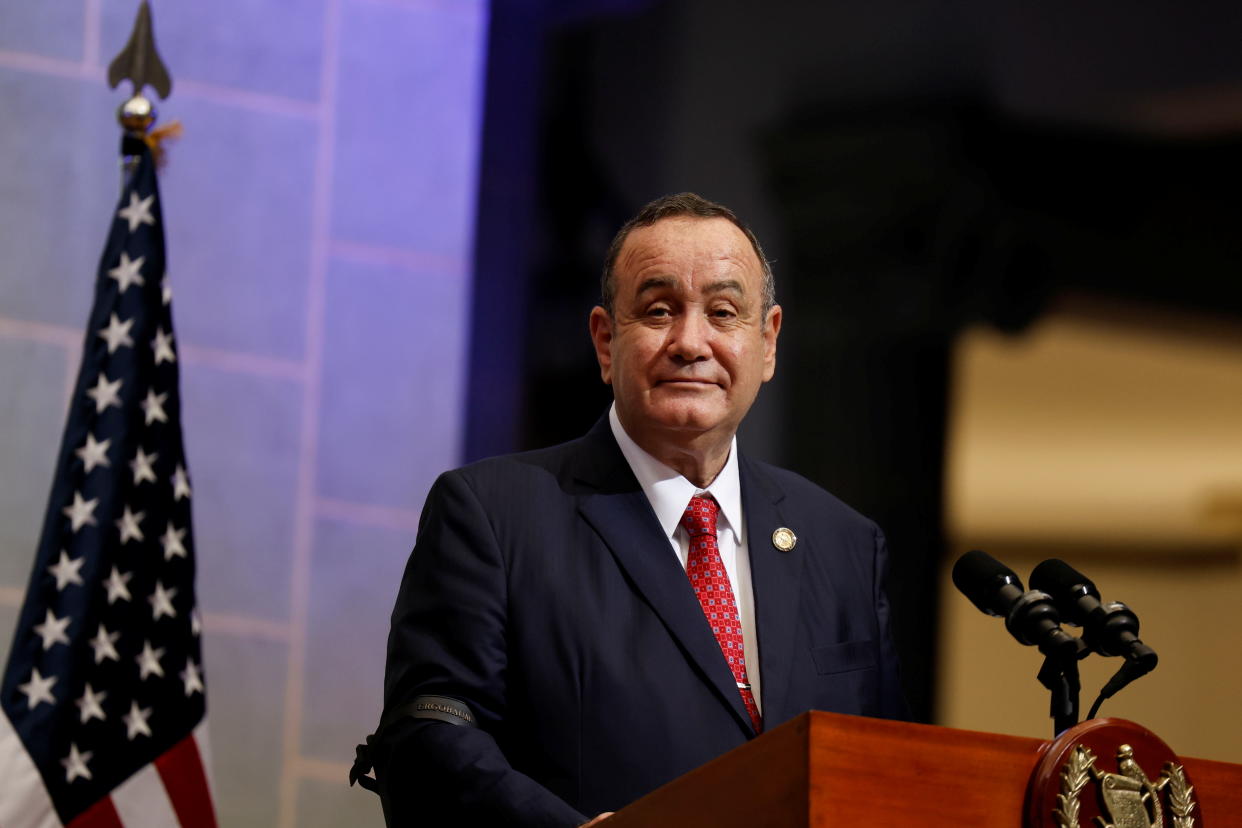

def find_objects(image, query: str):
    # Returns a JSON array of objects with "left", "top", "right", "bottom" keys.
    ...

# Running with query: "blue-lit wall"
[{"left": 0, "top": 0, "right": 489, "bottom": 823}]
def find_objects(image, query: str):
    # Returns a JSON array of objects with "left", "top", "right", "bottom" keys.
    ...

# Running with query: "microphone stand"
[{"left": 1036, "top": 639, "right": 1087, "bottom": 737}]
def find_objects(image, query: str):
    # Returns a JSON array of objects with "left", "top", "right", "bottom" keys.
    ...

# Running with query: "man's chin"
[{"left": 640, "top": 404, "right": 728, "bottom": 437}]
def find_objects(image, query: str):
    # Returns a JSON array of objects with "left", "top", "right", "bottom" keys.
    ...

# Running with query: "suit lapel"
[
  {"left": 740, "top": 456, "right": 804, "bottom": 724},
  {"left": 572, "top": 419, "right": 756, "bottom": 736}
]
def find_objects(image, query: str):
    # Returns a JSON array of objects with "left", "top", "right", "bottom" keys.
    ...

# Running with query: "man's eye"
[
  {"left": 647, "top": 307, "right": 671, "bottom": 317},
  {"left": 710, "top": 307, "right": 737, "bottom": 319}
]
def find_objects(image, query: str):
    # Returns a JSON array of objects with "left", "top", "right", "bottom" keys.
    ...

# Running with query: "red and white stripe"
[{"left": 0, "top": 712, "right": 217, "bottom": 828}]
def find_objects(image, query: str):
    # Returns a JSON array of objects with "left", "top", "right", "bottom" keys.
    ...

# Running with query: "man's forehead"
[{"left": 616, "top": 216, "right": 760, "bottom": 280}]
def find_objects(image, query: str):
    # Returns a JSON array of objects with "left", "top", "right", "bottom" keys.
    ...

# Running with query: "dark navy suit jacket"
[{"left": 379, "top": 417, "right": 906, "bottom": 826}]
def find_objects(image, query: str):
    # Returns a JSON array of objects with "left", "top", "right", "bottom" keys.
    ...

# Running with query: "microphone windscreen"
[
  {"left": 1030, "top": 558, "right": 1098, "bottom": 600},
  {"left": 952, "top": 550, "right": 1021, "bottom": 615}
]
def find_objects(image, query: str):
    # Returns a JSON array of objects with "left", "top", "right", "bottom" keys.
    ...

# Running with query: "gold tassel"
[{"left": 143, "top": 120, "right": 183, "bottom": 168}]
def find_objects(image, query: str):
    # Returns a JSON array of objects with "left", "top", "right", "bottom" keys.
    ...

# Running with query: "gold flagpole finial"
[{"left": 107, "top": 2, "right": 179, "bottom": 171}]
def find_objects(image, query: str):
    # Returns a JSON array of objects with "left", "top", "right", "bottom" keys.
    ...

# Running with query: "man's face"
[{"left": 589, "top": 216, "right": 781, "bottom": 451}]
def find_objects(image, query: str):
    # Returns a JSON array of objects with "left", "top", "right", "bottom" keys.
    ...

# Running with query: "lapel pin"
[{"left": 771, "top": 527, "right": 797, "bottom": 552}]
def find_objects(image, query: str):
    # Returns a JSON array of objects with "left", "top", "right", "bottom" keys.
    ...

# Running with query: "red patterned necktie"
[{"left": 680, "top": 494, "right": 762, "bottom": 734}]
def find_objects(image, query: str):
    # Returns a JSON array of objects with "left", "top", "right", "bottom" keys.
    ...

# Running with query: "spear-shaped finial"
[
  {"left": 109, "top": 1, "right": 172, "bottom": 101},
  {"left": 108, "top": 0, "right": 173, "bottom": 134},
  {"left": 108, "top": 1, "right": 179, "bottom": 173}
]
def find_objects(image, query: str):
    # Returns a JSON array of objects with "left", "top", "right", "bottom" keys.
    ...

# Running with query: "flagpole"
[
  {"left": 118, "top": 95, "right": 156, "bottom": 190},
  {"left": 117, "top": 96, "right": 152, "bottom": 184}
]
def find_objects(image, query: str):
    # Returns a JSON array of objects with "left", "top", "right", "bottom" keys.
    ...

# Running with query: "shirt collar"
[{"left": 608, "top": 403, "right": 743, "bottom": 541}]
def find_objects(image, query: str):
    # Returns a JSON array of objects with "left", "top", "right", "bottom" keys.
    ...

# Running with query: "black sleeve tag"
[{"left": 387, "top": 694, "right": 478, "bottom": 728}]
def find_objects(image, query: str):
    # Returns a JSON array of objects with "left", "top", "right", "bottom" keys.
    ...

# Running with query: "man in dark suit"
[{"left": 374, "top": 193, "right": 906, "bottom": 826}]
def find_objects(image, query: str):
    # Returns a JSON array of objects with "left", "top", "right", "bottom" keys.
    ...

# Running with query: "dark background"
[{"left": 463, "top": 0, "right": 1242, "bottom": 722}]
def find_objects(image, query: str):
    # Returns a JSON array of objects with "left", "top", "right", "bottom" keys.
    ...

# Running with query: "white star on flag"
[
  {"left": 89, "top": 624, "right": 121, "bottom": 664},
  {"left": 18, "top": 667, "right": 57, "bottom": 709},
  {"left": 107, "top": 251, "right": 146, "bottom": 293},
  {"left": 161, "top": 522, "right": 187, "bottom": 560},
  {"left": 191, "top": 608, "right": 202, "bottom": 636},
  {"left": 47, "top": 550, "right": 85, "bottom": 590},
  {"left": 172, "top": 464, "right": 192, "bottom": 501},
  {"left": 116, "top": 505, "right": 145, "bottom": 544},
  {"left": 61, "top": 743, "right": 93, "bottom": 783},
  {"left": 32, "top": 608, "right": 71, "bottom": 650},
  {"left": 97, "top": 312, "right": 135, "bottom": 353},
  {"left": 162, "top": 280, "right": 172, "bottom": 305},
  {"left": 75, "top": 432, "right": 112, "bottom": 473},
  {"left": 103, "top": 566, "right": 133, "bottom": 605},
  {"left": 130, "top": 446, "right": 159, "bottom": 485},
  {"left": 149, "top": 581, "right": 178, "bottom": 620},
  {"left": 181, "top": 660, "right": 204, "bottom": 696},
  {"left": 75, "top": 684, "right": 107, "bottom": 724},
  {"left": 62, "top": 491, "right": 99, "bottom": 532},
  {"left": 116, "top": 190, "right": 156, "bottom": 232},
  {"left": 85, "top": 373, "right": 123, "bottom": 413},
  {"left": 151, "top": 327, "right": 176, "bottom": 364},
  {"left": 141, "top": 388, "right": 169, "bottom": 425},
  {"left": 123, "top": 701, "right": 153, "bottom": 740},
  {"left": 136, "top": 640, "right": 165, "bottom": 680}
]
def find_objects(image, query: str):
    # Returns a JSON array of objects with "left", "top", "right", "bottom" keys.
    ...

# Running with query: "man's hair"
[{"left": 600, "top": 192, "right": 775, "bottom": 317}]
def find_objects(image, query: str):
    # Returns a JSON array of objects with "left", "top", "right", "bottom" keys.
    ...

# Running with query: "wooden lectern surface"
[
  {"left": 607, "top": 711, "right": 1242, "bottom": 827},
  {"left": 807, "top": 712, "right": 1039, "bottom": 826},
  {"left": 1183, "top": 755, "right": 1242, "bottom": 826}
]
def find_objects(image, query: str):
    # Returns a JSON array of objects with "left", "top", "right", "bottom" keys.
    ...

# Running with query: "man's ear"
[
  {"left": 588, "top": 306, "right": 614, "bottom": 385},
  {"left": 761, "top": 304, "right": 782, "bottom": 382}
]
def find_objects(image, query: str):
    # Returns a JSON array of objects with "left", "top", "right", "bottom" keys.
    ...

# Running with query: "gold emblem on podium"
[{"left": 1052, "top": 744, "right": 1197, "bottom": 828}]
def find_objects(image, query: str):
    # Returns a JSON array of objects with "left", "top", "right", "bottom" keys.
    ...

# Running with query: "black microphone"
[
  {"left": 1029, "top": 559, "right": 1158, "bottom": 673},
  {"left": 951, "top": 550, "right": 1078, "bottom": 659}
]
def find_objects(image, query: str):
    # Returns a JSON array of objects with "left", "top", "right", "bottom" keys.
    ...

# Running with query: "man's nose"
[{"left": 666, "top": 312, "right": 712, "bottom": 362}]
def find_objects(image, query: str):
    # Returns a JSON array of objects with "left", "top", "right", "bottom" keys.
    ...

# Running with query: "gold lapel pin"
[{"left": 771, "top": 527, "right": 797, "bottom": 552}]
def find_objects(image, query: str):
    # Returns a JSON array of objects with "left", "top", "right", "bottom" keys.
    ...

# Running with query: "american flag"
[{"left": 0, "top": 142, "right": 216, "bottom": 827}]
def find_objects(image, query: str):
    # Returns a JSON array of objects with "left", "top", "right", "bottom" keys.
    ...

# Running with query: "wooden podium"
[{"left": 606, "top": 712, "right": 1242, "bottom": 827}]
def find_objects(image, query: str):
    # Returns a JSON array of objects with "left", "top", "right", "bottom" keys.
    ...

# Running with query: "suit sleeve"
[
  {"left": 872, "top": 526, "right": 912, "bottom": 721},
  {"left": 378, "top": 470, "right": 589, "bottom": 828}
]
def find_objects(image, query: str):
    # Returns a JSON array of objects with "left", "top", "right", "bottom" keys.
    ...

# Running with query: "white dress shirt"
[{"left": 608, "top": 404, "right": 762, "bottom": 712}]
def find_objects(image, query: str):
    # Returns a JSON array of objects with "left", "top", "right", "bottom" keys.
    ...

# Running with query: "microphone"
[
  {"left": 951, "top": 550, "right": 1078, "bottom": 659},
  {"left": 1029, "top": 559, "right": 1158, "bottom": 672},
  {"left": 1030, "top": 558, "right": 1158, "bottom": 718}
]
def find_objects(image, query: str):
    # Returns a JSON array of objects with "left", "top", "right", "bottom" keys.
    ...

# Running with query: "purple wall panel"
[
  {"left": 332, "top": 1, "right": 487, "bottom": 257},
  {"left": 0, "top": 0, "right": 490, "bottom": 823}
]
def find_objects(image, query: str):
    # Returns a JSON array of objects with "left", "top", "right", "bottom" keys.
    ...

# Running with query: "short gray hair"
[{"left": 600, "top": 192, "right": 775, "bottom": 317}]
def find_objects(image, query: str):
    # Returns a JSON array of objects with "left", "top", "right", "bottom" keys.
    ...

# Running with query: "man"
[{"left": 373, "top": 193, "right": 906, "bottom": 826}]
